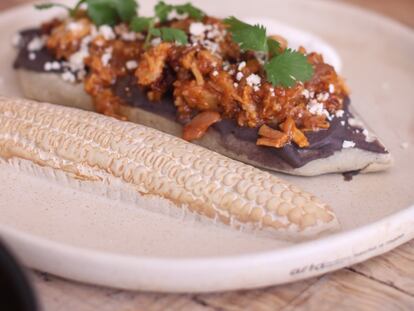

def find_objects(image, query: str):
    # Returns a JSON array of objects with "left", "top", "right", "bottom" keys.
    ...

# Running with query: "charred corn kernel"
[{"left": 0, "top": 97, "right": 339, "bottom": 235}]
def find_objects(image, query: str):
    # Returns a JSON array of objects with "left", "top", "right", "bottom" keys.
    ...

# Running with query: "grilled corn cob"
[{"left": 0, "top": 97, "right": 339, "bottom": 237}]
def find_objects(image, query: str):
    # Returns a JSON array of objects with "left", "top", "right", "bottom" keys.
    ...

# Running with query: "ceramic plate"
[{"left": 0, "top": 0, "right": 413, "bottom": 293}]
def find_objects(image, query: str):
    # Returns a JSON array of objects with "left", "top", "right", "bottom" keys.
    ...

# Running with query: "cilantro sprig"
[
  {"left": 155, "top": 1, "right": 204, "bottom": 22},
  {"left": 224, "top": 17, "right": 267, "bottom": 52},
  {"left": 35, "top": 0, "right": 138, "bottom": 26},
  {"left": 130, "top": 16, "right": 188, "bottom": 46},
  {"left": 130, "top": 2, "right": 202, "bottom": 47},
  {"left": 224, "top": 17, "right": 314, "bottom": 87}
]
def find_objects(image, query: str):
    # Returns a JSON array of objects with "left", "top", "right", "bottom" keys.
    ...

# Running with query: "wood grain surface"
[{"left": 2, "top": 0, "right": 414, "bottom": 310}]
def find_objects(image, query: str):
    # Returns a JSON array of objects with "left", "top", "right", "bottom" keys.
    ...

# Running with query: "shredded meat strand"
[{"left": 183, "top": 111, "right": 222, "bottom": 141}]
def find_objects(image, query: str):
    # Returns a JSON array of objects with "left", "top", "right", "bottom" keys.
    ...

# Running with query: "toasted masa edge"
[{"left": 16, "top": 69, "right": 393, "bottom": 176}]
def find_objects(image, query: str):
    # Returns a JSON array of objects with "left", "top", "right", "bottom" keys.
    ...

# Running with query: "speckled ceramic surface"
[{"left": 0, "top": 0, "right": 413, "bottom": 293}]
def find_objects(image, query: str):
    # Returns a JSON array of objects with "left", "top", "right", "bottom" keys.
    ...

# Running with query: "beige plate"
[{"left": 0, "top": 0, "right": 413, "bottom": 293}]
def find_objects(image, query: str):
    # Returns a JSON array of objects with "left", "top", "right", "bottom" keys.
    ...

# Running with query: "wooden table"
[{"left": 2, "top": 1, "right": 414, "bottom": 310}]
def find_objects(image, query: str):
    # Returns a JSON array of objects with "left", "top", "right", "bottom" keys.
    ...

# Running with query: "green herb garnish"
[
  {"left": 35, "top": 0, "right": 138, "bottom": 25},
  {"left": 224, "top": 17, "right": 267, "bottom": 52},
  {"left": 130, "top": 16, "right": 188, "bottom": 46},
  {"left": 267, "top": 38, "right": 281, "bottom": 57},
  {"left": 224, "top": 17, "right": 314, "bottom": 87},
  {"left": 155, "top": 1, "right": 204, "bottom": 22},
  {"left": 264, "top": 49, "right": 314, "bottom": 87},
  {"left": 158, "top": 27, "right": 188, "bottom": 44}
]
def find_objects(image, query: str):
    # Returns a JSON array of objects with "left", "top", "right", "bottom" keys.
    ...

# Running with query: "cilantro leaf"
[
  {"left": 155, "top": 1, "right": 204, "bottom": 22},
  {"left": 112, "top": 0, "right": 138, "bottom": 22},
  {"left": 264, "top": 49, "right": 314, "bottom": 87},
  {"left": 87, "top": 0, "right": 118, "bottom": 26},
  {"left": 174, "top": 3, "right": 204, "bottom": 20},
  {"left": 267, "top": 38, "right": 281, "bottom": 57},
  {"left": 155, "top": 1, "right": 173, "bottom": 22},
  {"left": 35, "top": 2, "right": 74, "bottom": 15},
  {"left": 224, "top": 17, "right": 267, "bottom": 52},
  {"left": 87, "top": 0, "right": 138, "bottom": 25},
  {"left": 159, "top": 27, "right": 188, "bottom": 45},
  {"left": 130, "top": 16, "right": 155, "bottom": 32}
]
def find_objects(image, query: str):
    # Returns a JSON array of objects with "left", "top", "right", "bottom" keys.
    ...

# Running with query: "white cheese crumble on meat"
[
  {"left": 151, "top": 37, "right": 162, "bottom": 46},
  {"left": 212, "top": 70, "right": 219, "bottom": 76},
  {"left": 301, "top": 89, "right": 310, "bottom": 99},
  {"left": 316, "top": 92, "right": 329, "bottom": 102},
  {"left": 236, "top": 72, "right": 244, "bottom": 81},
  {"left": 98, "top": 25, "right": 116, "bottom": 40},
  {"left": 238, "top": 61, "right": 246, "bottom": 71},
  {"left": 126, "top": 60, "right": 138, "bottom": 70},
  {"left": 246, "top": 74, "right": 261, "bottom": 86},
  {"left": 68, "top": 49, "right": 89, "bottom": 71},
  {"left": 189, "top": 22, "right": 206, "bottom": 36},
  {"left": 329, "top": 83, "right": 335, "bottom": 93},
  {"left": 121, "top": 32, "right": 137, "bottom": 41},
  {"left": 342, "top": 140, "right": 356, "bottom": 149},
  {"left": 67, "top": 21, "right": 84, "bottom": 32},
  {"left": 101, "top": 47, "right": 113, "bottom": 66}
]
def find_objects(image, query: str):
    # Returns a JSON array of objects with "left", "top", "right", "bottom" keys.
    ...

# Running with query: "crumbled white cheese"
[
  {"left": 340, "top": 120, "right": 345, "bottom": 126},
  {"left": 189, "top": 22, "right": 206, "bottom": 36},
  {"left": 316, "top": 92, "right": 329, "bottom": 102},
  {"left": 233, "top": 82, "right": 239, "bottom": 88},
  {"left": 269, "top": 87, "right": 275, "bottom": 96},
  {"left": 335, "top": 110, "right": 344, "bottom": 118},
  {"left": 246, "top": 74, "right": 261, "bottom": 89},
  {"left": 362, "top": 128, "right": 376, "bottom": 143},
  {"left": 27, "top": 36, "right": 45, "bottom": 51},
  {"left": 301, "top": 89, "right": 310, "bottom": 99},
  {"left": 342, "top": 140, "right": 356, "bottom": 149},
  {"left": 236, "top": 72, "right": 244, "bottom": 81},
  {"left": 329, "top": 83, "right": 335, "bottom": 93},
  {"left": 126, "top": 60, "right": 138, "bottom": 70},
  {"left": 101, "top": 48, "right": 113, "bottom": 66},
  {"left": 98, "top": 25, "right": 116, "bottom": 40},
  {"left": 51, "top": 61, "right": 61, "bottom": 70},
  {"left": 61, "top": 71, "right": 76, "bottom": 83},
  {"left": 121, "top": 32, "right": 137, "bottom": 41},
  {"left": 151, "top": 37, "right": 162, "bottom": 46},
  {"left": 28, "top": 53, "right": 36, "bottom": 61},
  {"left": 44, "top": 62, "right": 52, "bottom": 71},
  {"left": 67, "top": 21, "right": 84, "bottom": 32},
  {"left": 69, "top": 50, "right": 89, "bottom": 72},
  {"left": 212, "top": 70, "right": 219, "bottom": 77},
  {"left": 307, "top": 100, "right": 324, "bottom": 115},
  {"left": 12, "top": 33, "right": 22, "bottom": 47},
  {"left": 44, "top": 61, "right": 61, "bottom": 71},
  {"left": 238, "top": 61, "right": 246, "bottom": 71}
]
